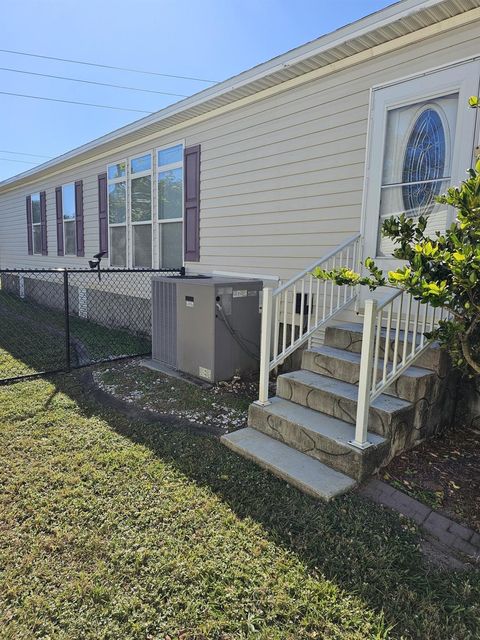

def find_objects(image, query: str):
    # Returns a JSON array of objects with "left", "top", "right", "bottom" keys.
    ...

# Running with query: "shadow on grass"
[
  {"left": 50, "top": 369, "right": 480, "bottom": 640},
  {"left": 0, "top": 290, "right": 150, "bottom": 381}
]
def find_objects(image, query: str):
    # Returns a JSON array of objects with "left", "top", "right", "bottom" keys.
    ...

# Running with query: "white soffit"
[{"left": 1, "top": 0, "right": 479, "bottom": 191}]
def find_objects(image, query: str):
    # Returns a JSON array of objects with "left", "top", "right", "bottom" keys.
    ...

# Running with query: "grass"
[
  {"left": 0, "top": 290, "right": 150, "bottom": 380},
  {"left": 0, "top": 367, "right": 479, "bottom": 639}
]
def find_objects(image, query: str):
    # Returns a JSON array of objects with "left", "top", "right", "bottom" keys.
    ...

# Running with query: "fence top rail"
[
  {"left": 273, "top": 233, "right": 361, "bottom": 297},
  {"left": 0, "top": 267, "right": 183, "bottom": 275}
]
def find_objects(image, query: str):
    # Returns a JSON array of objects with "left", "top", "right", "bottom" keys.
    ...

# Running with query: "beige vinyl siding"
[{"left": 1, "top": 18, "right": 480, "bottom": 282}]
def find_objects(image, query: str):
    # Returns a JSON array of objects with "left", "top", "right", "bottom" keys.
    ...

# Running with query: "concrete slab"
[{"left": 221, "top": 427, "right": 356, "bottom": 500}]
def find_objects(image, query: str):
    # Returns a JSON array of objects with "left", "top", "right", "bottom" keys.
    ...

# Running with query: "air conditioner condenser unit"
[{"left": 151, "top": 275, "right": 262, "bottom": 382}]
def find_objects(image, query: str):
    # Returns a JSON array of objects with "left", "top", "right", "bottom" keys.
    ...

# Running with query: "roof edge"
[{"left": 0, "top": 0, "right": 464, "bottom": 190}]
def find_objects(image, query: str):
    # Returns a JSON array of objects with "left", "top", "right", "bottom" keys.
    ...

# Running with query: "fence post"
[
  {"left": 255, "top": 286, "right": 273, "bottom": 406},
  {"left": 350, "top": 298, "right": 376, "bottom": 449},
  {"left": 63, "top": 269, "right": 71, "bottom": 372}
]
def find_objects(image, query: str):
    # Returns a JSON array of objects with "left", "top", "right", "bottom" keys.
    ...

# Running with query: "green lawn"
[{"left": 0, "top": 372, "right": 479, "bottom": 639}]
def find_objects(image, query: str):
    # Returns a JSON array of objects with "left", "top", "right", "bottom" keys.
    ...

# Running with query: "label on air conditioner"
[
  {"left": 248, "top": 290, "right": 258, "bottom": 296},
  {"left": 185, "top": 295, "right": 194, "bottom": 308},
  {"left": 233, "top": 289, "right": 247, "bottom": 298},
  {"left": 199, "top": 366, "right": 212, "bottom": 380}
]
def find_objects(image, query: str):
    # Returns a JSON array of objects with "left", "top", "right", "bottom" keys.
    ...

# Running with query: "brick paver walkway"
[{"left": 360, "top": 479, "right": 480, "bottom": 562}]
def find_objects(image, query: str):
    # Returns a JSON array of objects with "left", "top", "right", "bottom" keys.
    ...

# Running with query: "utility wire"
[
  {"left": 0, "top": 90, "right": 154, "bottom": 114},
  {"left": 0, "top": 157, "right": 42, "bottom": 164},
  {"left": 0, "top": 66, "right": 189, "bottom": 97},
  {"left": 0, "top": 149, "right": 52, "bottom": 159},
  {"left": 0, "top": 49, "right": 218, "bottom": 84}
]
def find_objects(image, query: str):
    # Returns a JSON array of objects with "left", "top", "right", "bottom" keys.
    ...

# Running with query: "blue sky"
[{"left": 0, "top": 0, "right": 392, "bottom": 181}]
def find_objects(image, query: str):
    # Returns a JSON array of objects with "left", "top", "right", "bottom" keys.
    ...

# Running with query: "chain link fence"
[{"left": 0, "top": 267, "right": 182, "bottom": 383}]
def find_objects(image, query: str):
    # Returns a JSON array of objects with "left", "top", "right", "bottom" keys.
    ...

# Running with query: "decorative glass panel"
[
  {"left": 402, "top": 109, "right": 446, "bottom": 215},
  {"left": 158, "top": 168, "right": 183, "bottom": 220},
  {"left": 110, "top": 226, "right": 127, "bottom": 267},
  {"left": 133, "top": 224, "right": 152, "bottom": 268},
  {"left": 108, "top": 161, "right": 126, "bottom": 180},
  {"left": 31, "top": 193, "right": 41, "bottom": 224},
  {"left": 160, "top": 222, "right": 182, "bottom": 268},
  {"left": 33, "top": 225, "right": 42, "bottom": 254},
  {"left": 62, "top": 184, "right": 76, "bottom": 220},
  {"left": 158, "top": 144, "right": 182, "bottom": 167},
  {"left": 131, "top": 176, "right": 152, "bottom": 222},
  {"left": 131, "top": 154, "right": 151, "bottom": 174},
  {"left": 64, "top": 220, "right": 76, "bottom": 255},
  {"left": 108, "top": 182, "right": 127, "bottom": 224}
]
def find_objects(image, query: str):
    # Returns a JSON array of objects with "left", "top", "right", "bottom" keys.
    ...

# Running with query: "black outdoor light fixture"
[{"left": 89, "top": 251, "right": 107, "bottom": 281}]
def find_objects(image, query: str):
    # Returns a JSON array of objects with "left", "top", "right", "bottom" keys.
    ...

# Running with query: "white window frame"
[
  {"left": 31, "top": 192, "right": 42, "bottom": 255},
  {"left": 107, "top": 160, "right": 128, "bottom": 268},
  {"left": 107, "top": 142, "right": 185, "bottom": 269},
  {"left": 156, "top": 140, "right": 184, "bottom": 269},
  {"left": 62, "top": 183, "right": 77, "bottom": 257},
  {"left": 129, "top": 151, "right": 153, "bottom": 269}
]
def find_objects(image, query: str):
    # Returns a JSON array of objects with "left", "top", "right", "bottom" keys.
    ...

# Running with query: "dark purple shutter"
[
  {"left": 55, "top": 186, "right": 64, "bottom": 256},
  {"left": 184, "top": 144, "right": 201, "bottom": 262},
  {"left": 75, "top": 180, "right": 84, "bottom": 257},
  {"left": 40, "top": 190, "right": 48, "bottom": 256},
  {"left": 26, "top": 195, "right": 33, "bottom": 255},
  {"left": 98, "top": 172, "right": 108, "bottom": 255}
]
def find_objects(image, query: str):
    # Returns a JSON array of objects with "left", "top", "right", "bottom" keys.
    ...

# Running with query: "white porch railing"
[
  {"left": 351, "top": 289, "right": 445, "bottom": 449},
  {"left": 256, "top": 233, "right": 362, "bottom": 405}
]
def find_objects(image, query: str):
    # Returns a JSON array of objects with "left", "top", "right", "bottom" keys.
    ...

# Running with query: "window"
[
  {"left": 130, "top": 153, "right": 152, "bottom": 268},
  {"left": 107, "top": 144, "right": 184, "bottom": 268},
  {"left": 31, "top": 193, "right": 42, "bottom": 254},
  {"left": 377, "top": 94, "right": 457, "bottom": 256},
  {"left": 107, "top": 161, "right": 127, "bottom": 267},
  {"left": 402, "top": 109, "right": 446, "bottom": 216},
  {"left": 157, "top": 144, "right": 183, "bottom": 268},
  {"left": 62, "top": 183, "right": 77, "bottom": 256}
]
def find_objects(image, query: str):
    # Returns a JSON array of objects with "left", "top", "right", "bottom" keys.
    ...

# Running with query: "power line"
[
  {"left": 0, "top": 90, "right": 154, "bottom": 114},
  {"left": 0, "top": 149, "right": 52, "bottom": 159},
  {"left": 0, "top": 48, "right": 218, "bottom": 84},
  {"left": 0, "top": 66, "right": 189, "bottom": 98},
  {"left": 0, "top": 157, "right": 42, "bottom": 164}
]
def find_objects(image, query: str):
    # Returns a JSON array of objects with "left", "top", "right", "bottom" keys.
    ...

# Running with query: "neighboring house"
[{"left": 1, "top": 0, "right": 480, "bottom": 497}]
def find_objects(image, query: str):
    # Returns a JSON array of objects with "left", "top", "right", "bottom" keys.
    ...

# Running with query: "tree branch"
[{"left": 460, "top": 332, "right": 480, "bottom": 374}]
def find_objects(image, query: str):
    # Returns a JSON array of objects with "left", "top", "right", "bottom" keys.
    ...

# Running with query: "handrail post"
[
  {"left": 256, "top": 286, "right": 273, "bottom": 406},
  {"left": 350, "top": 298, "right": 376, "bottom": 449}
]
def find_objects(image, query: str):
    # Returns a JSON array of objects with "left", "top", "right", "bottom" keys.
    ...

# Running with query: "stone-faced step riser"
[
  {"left": 302, "top": 349, "right": 438, "bottom": 404},
  {"left": 276, "top": 375, "right": 415, "bottom": 438},
  {"left": 248, "top": 403, "right": 389, "bottom": 481},
  {"left": 324, "top": 325, "right": 449, "bottom": 374}
]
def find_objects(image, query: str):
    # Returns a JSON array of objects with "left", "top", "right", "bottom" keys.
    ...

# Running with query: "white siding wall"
[{"left": 1, "top": 19, "right": 479, "bottom": 281}]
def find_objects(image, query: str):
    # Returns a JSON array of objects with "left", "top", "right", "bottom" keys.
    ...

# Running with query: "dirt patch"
[
  {"left": 383, "top": 425, "right": 480, "bottom": 532},
  {"left": 92, "top": 359, "right": 272, "bottom": 435}
]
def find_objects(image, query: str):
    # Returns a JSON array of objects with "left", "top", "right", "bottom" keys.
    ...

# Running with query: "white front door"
[{"left": 362, "top": 59, "right": 480, "bottom": 281}]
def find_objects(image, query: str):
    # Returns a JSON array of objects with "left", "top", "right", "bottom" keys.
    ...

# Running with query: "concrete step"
[
  {"left": 302, "top": 344, "right": 436, "bottom": 402},
  {"left": 324, "top": 322, "right": 447, "bottom": 373},
  {"left": 277, "top": 369, "right": 414, "bottom": 437},
  {"left": 248, "top": 397, "right": 388, "bottom": 481},
  {"left": 221, "top": 427, "right": 356, "bottom": 500}
]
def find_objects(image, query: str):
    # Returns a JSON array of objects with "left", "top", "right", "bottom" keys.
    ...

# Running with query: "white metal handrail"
[
  {"left": 256, "top": 233, "right": 361, "bottom": 405},
  {"left": 351, "top": 289, "right": 446, "bottom": 449}
]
